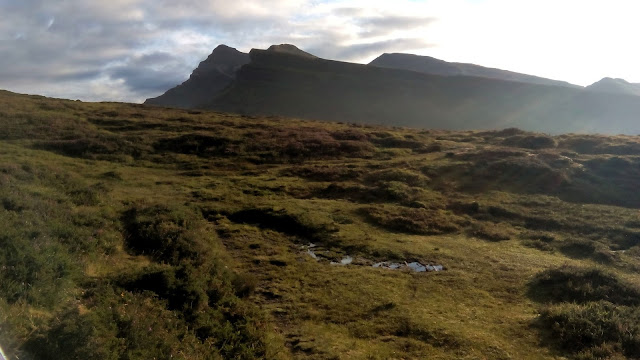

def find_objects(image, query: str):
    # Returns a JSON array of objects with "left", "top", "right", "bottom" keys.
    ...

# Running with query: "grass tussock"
[
  {"left": 361, "top": 205, "right": 463, "bottom": 235},
  {"left": 539, "top": 302, "right": 640, "bottom": 359},
  {"left": 529, "top": 265, "right": 640, "bottom": 305}
]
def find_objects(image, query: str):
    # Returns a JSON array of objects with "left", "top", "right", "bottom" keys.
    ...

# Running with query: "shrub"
[
  {"left": 361, "top": 205, "right": 462, "bottom": 235},
  {"left": 502, "top": 134, "right": 557, "bottom": 149},
  {"left": 122, "top": 204, "right": 212, "bottom": 265},
  {"left": 470, "top": 222, "right": 515, "bottom": 241},
  {"left": 559, "top": 239, "right": 616, "bottom": 263},
  {"left": 528, "top": 266, "right": 640, "bottom": 305},
  {"left": 282, "top": 165, "right": 362, "bottom": 181},
  {"left": 227, "top": 207, "right": 337, "bottom": 241},
  {"left": 0, "top": 233, "right": 76, "bottom": 307},
  {"left": 245, "top": 127, "right": 374, "bottom": 162},
  {"left": 34, "top": 136, "right": 141, "bottom": 159},
  {"left": 539, "top": 301, "right": 640, "bottom": 358},
  {"left": 153, "top": 133, "right": 236, "bottom": 157},
  {"left": 364, "top": 168, "right": 429, "bottom": 187},
  {"left": 522, "top": 239, "right": 555, "bottom": 252}
]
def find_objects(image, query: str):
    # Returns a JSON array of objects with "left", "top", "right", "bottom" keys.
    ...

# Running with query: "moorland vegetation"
[{"left": 2, "top": 90, "right": 640, "bottom": 359}]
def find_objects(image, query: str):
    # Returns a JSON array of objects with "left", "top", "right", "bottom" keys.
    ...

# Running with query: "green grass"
[{"left": 2, "top": 90, "right": 640, "bottom": 359}]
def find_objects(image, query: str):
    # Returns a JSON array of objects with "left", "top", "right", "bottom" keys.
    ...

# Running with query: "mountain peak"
[
  {"left": 266, "top": 44, "right": 317, "bottom": 58},
  {"left": 144, "top": 44, "right": 249, "bottom": 108},
  {"left": 586, "top": 77, "right": 640, "bottom": 96},
  {"left": 369, "top": 52, "right": 580, "bottom": 88},
  {"left": 205, "top": 45, "right": 246, "bottom": 64}
]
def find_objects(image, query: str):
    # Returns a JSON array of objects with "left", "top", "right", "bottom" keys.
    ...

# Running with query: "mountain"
[
  {"left": 586, "top": 77, "right": 640, "bottom": 96},
  {"left": 144, "top": 44, "right": 250, "bottom": 108},
  {"left": 369, "top": 53, "right": 580, "bottom": 88},
  {"left": 147, "top": 44, "right": 640, "bottom": 134},
  {"left": 266, "top": 43, "right": 317, "bottom": 59}
]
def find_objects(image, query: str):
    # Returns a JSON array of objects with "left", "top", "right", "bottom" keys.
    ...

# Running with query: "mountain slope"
[
  {"left": 206, "top": 48, "right": 640, "bottom": 134},
  {"left": 369, "top": 52, "right": 580, "bottom": 88},
  {"left": 145, "top": 44, "right": 640, "bottom": 135},
  {"left": 144, "top": 44, "right": 250, "bottom": 108},
  {"left": 586, "top": 77, "right": 640, "bottom": 96}
]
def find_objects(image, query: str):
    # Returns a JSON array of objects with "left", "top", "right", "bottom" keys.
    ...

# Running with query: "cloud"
[
  {"left": 0, "top": 0, "right": 440, "bottom": 102},
  {"left": 107, "top": 52, "right": 193, "bottom": 93},
  {"left": 307, "top": 38, "right": 434, "bottom": 61}
]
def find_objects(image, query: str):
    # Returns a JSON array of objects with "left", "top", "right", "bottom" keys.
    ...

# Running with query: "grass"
[{"left": 2, "top": 89, "right": 640, "bottom": 359}]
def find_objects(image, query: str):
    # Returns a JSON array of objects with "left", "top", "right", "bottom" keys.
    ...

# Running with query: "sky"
[{"left": 1, "top": 0, "right": 639, "bottom": 103}]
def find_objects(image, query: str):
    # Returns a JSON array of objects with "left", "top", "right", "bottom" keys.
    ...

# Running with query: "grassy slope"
[{"left": 2, "top": 90, "right": 640, "bottom": 359}]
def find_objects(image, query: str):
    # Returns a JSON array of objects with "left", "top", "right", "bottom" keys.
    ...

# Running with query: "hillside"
[
  {"left": 147, "top": 45, "right": 640, "bottom": 135},
  {"left": 204, "top": 48, "right": 640, "bottom": 134},
  {"left": 369, "top": 52, "right": 579, "bottom": 88},
  {"left": 4, "top": 89, "right": 640, "bottom": 359}
]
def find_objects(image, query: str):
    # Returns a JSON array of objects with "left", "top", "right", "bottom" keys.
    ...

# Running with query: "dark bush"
[
  {"left": 153, "top": 133, "right": 236, "bottom": 157},
  {"left": 370, "top": 136, "right": 426, "bottom": 150},
  {"left": 558, "top": 136, "right": 608, "bottom": 154},
  {"left": 539, "top": 301, "right": 640, "bottom": 358},
  {"left": 227, "top": 207, "right": 337, "bottom": 241},
  {"left": 455, "top": 148, "right": 528, "bottom": 161},
  {"left": 122, "top": 204, "right": 212, "bottom": 265},
  {"left": 559, "top": 239, "right": 616, "bottom": 263},
  {"left": 479, "top": 128, "right": 527, "bottom": 137},
  {"left": 502, "top": 134, "right": 557, "bottom": 149},
  {"left": 364, "top": 168, "right": 429, "bottom": 187},
  {"left": 232, "top": 273, "right": 258, "bottom": 298},
  {"left": 330, "top": 129, "right": 369, "bottom": 141},
  {"left": 447, "top": 201, "right": 480, "bottom": 215},
  {"left": 34, "top": 136, "right": 140, "bottom": 158},
  {"left": 470, "top": 222, "right": 515, "bottom": 241},
  {"left": 522, "top": 239, "right": 555, "bottom": 252},
  {"left": 282, "top": 165, "right": 363, "bottom": 181},
  {"left": 245, "top": 127, "right": 374, "bottom": 162},
  {"left": 361, "top": 205, "right": 462, "bottom": 235},
  {"left": 529, "top": 266, "right": 640, "bottom": 305}
]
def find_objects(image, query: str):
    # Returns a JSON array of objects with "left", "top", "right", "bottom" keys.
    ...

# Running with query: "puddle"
[
  {"left": 373, "top": 261, "right": 443, "bottom": 272},
  {"left": 331, "top": 256, "right": 353, "bottom": 266},
  {"left": 300, "top": 244, "right": 444, "bottom": 272}
]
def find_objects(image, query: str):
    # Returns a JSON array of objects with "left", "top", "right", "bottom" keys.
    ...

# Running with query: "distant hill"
[
  {"left": 369, "top": 53, "right": 580, "bottom": 88},
  {"left": 147, "top": 44, "right": 640, "bottom": 134},
  {"left": 144, "top": 44, "right": 250, "bottom": 108},
  {"left": 586, "top": 77, "right": 640, "bottom": 96}
]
